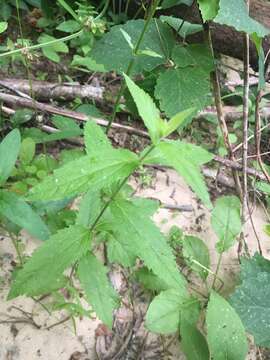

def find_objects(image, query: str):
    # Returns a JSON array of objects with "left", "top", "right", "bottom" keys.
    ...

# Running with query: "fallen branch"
[
  {"left": 0, "top": 79, "right": 104, "bottom": 101},
  {"left": 0, "top": 93, "right": 149, "bottom": 138}
]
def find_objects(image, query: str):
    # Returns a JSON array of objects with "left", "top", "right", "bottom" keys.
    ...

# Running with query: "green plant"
[{"left": 2, "top": 0, "right": 270, "bottom": 358}]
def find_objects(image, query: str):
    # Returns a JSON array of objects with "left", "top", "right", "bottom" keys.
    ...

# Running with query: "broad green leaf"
[
  {"left": 91, "top": 19, "right": 174, "bottom": 74},
  {"left": 71, "top": 55, "right": 106, "bottom": 72},
  {"left": 198, "top": 0, "right": 219, "bottom": 22},
  {"left": 124, "top": 74, "right": 162, "bottom": 143},
  {"left": 57, "top": 20, "right": 81, "bottom": 33},
  {"left": 107, "top": 237, "right": 136, "bottom": 267},
  {"left": 0, "top": 191, "right": 50, "bottom": 241},
  {"left": 77, "top": 190, "right": 101, "bottom": 228},
  {"left": 9, "top": 225, "right": 89, "bottom": 298},
  {"left": 155, "top": 68, "right": 211, "bottom": 120},
  {"left": 135, "top": 267, "right": 169, "bottom": 292},
  {"left": 180, "top": 320, "right": 209, "bottom": 360},
  {"left": 156, "top": 141, "right": 213, "bottom": 208},
  {"left": 161, "top": 16, "right": 203, "bottom": 38},
  {"left": 155, "top": 44, "right": 213, "bottom": 120},
  {"left": 146, "top": 289, "right": 188, "bottom": 333},
  {"left": 38, "top": 34, "right": 69, "bottom": 63},
  {"left": 163, "top": 108, "right": 196, "bottom": 137},
  {"left": 182, "top": 235, "right": 210, "bottom": 279},
  {"left": 28, "top": 149, "right": 139, "bottom": 201},
  {"left": 0, "top": 21, "right": 7, "bottom": 33},
  {"left": 211, "top": 196, "right": 241, "bottom": 253},
  {"left": 110, "top": 199, "right": 186, "bottom": 291},
  {"left": 84, "top": 121, "right": 112, "bottom": 155},
  {"left": 230, "top": 254, "right": 270, "bottom": 347},
  {"left": 214, "top": 0, "right": 269, "bottom": 37},
  {"left": 19, "top": 138, "right": 35, "bottom": 165},
  {"left": 0, "top": 129, "right": 21, "bottom": 185},
  {"left": 78, "top": 252, "right": 119, "bottom": 328},
  {"left": 52, "top": 115, "right": 81, "bottom": 132},
  {"left": 206, "top": 292, "right": 248, "bottom": 360}
]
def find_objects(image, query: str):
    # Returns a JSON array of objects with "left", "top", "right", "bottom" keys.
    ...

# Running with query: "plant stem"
[
  {"left": 204, "top": 22, "right": 243, "bottom": 199},
  {"left": 90, "top": 144, "right": 156, "bottom": 231},
  {"left": 0, "top": 30, "right": 84, "bottom": 59},
  {"left": 105, "top": 0, "right": 161, "bottom": 134}
]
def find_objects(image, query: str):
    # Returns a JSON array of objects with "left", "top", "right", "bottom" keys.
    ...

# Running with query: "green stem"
[
  {"left": 57, "top": 0, "right": 79, "bottom": 21},
  {"left": 95, "top": 0, "right": 110, "bottom": 20},
  {"left": 105, "top": 0, "right": 161, "bottom": 134},
  {"left": 10, "top": 233, "right": 23, "bottom": 266},
  {"left": 211, "top": 252, "right": 223, "bottom": 290},
  {"left": 90, "top": 144, "right": 156, "bottom": 231},
  {"left": 0, "top": 30, "right": 84, "bottom": 59}
]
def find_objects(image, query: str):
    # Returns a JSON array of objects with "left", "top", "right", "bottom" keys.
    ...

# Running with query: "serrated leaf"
[
  {"left": 214, "top": 0, "right": 269, "bottom": 37},
  {"left": 78, "top": 252, "right": 119, "bottom": 328},
  {"left": 0, "top": 190, "right": 50, "bottom": 241},
  {"left": 91, "top": 19, "right": 174, "bottom": 74},
  {"left": 198, "top": 0, "right": 219, "bottom": 22},
  {"left": 230, "top": 254, "right": 270, "bottom": 347},
  {"left": 110, "top": 199, "right": 186, "bottom": 291},
  {"left": 161, "top": 16, "right": 203, "bottom": 38},
  {"left": 180, "top": 320, "right": 209, "bottom": 360},
  {"left": 211, "top": 196, "right": 241, "bottom": 253},
  {"left": 19, "top": 137, "right": 35, "bottom": 165},
  {"left": 163, "top": 108, "right": 196, "bottom": 137},
  {"left": 9, "top": 225, "right": 89, "bottom": 298},
  {"left": 77, "top": 190, "right": 101, "bottom": 228},
  {"left": 155, "top": 67, "right": 211, "bottom": 119},
  {"left": 38, "top": 34, "right": 69, "bottom": 63},
  {"left": 0, "top": 129, "right": 21, "bottom": 185},
  {"left": 172, "top": 44, "right": 214, "bottom": 72},
  {"left": 71, "top": 55, "right": 106, "bottom": 72},
  {"left": 107, "top": 237, "right": 136, "bottom": 267},
  {"left": 146, "top": 289, "right": 188, "bottom": 333},
  {"left": 182, "top": 235, "right": 210, "bottom": 279},
  {"left": 124, "top": 74, "right": 162, "bottom": 143},
  {"left": 28, "top": 149, "right": 139, "bottom": 201},
  {"left": 156, "top": 141, "right": 212, "bottom": 208},
  {"left": 84, "top": 121, "right": 112, "bottom": 155},
  {"left": 206, "top": 292, "right": 248, "bottom": 360}
]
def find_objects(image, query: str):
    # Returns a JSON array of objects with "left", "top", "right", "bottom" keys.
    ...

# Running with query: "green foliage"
[
  {"left": 0, "top": 129, "right": 21, "bottom": 185},
  {"left": 198, "top": 0, "right": 219, "bottom": 22},
  {"left": 9, "top": 225, "right": 89, "bottom": 298},
  {"left": 160, "top": 16, "right": 203, "bottom": 38},
  {"left": 161, "top": 0, "right": 193, "bottom": 8},
  {"left": 38, "top": 33, "right": 69, "bottom": 63},
  {"left": 215, "top": 0, "right": 269, "bottom": 37},
  {"left": 110, "top": 199, "right": 186, "bottom": 291},
  {"left": 0, "top": 21, "right": 7, "bottom": 33},
  {"left": 155, "top": 44, "right": 213, "bottom": 119},
  {"left": 91, "top": 19, "right": 174, "bottom": 74},
  {"left": 206, "top": 292, "right": 248, "bottom": 360},
  {"left": 78, "top": 252, "right": 119, "bottom": 329},
  {"left": 180, "top": 319, "right": 209, "bottom": 360},
  {"left": 0, "top": 190, "right": 50, "bottom": 241},
  {"left": 211, "top": 196, "right": 241, "bottom": 253},
  {"left": 230, "top": 254, "right": 270, "bottom": 347}
]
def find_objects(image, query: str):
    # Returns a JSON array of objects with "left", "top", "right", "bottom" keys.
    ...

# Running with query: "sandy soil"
[{"left": 0, "top": 168, "right": 269, "bottom": 360}]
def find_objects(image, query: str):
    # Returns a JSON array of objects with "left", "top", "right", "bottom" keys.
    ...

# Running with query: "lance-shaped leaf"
[
  {"left": 206, "top": 292, "right": 248, "bottom": 360},
  {"left": 110, "top": 199, "right": 186, "bottom": 291},
  {"left": 156, "top": 141, "right": 213, "bottom": 208},
  {"left": 124, "top": 74, "right": 163, "bottom": 144},
  {"left": 28, "top": 149, "right": 139, "bottom": 201},
  {"left": 9, "top": 225, "right": 89, "bottom": 298},
  {"left": 211, "top": 196, "right": 242, "bottom": 253},
  {"left": 0, "top": 129, "right": 21, "bottom": 185},
  {"left": 78, "top": 252, "right": 119, "bottom": 329},
  {"left": 84, "top": 121, "right": 112, "bottom": 155},
  {"left": 198, "top": 0, "right": 219, "bottom": 22},
  {"left": 0, "top": 190, "right": 50, "bottom": 241},
  {"left": 214, "top": 0, "right": 269, "bottom": 37}
]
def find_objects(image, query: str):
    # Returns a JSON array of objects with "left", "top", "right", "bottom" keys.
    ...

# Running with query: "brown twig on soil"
[
  {"left": 0, "top": 79, "right": 104, "bottom": 101},
  {"left": 0, "top": 93, "right": 149, "bottom": 138}
]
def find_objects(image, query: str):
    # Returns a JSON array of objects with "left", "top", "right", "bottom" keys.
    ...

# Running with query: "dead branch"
[
  {"left": 0, "top": 93, "right": 149, "bottom": 138},
  {"left": 0, "top": 79, "right": 104, "bottom": 101}
]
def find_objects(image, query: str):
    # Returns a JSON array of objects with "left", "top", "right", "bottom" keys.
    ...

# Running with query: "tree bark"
[{"left": 163, "top": 0, "right": 270, "bottom": 70}]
